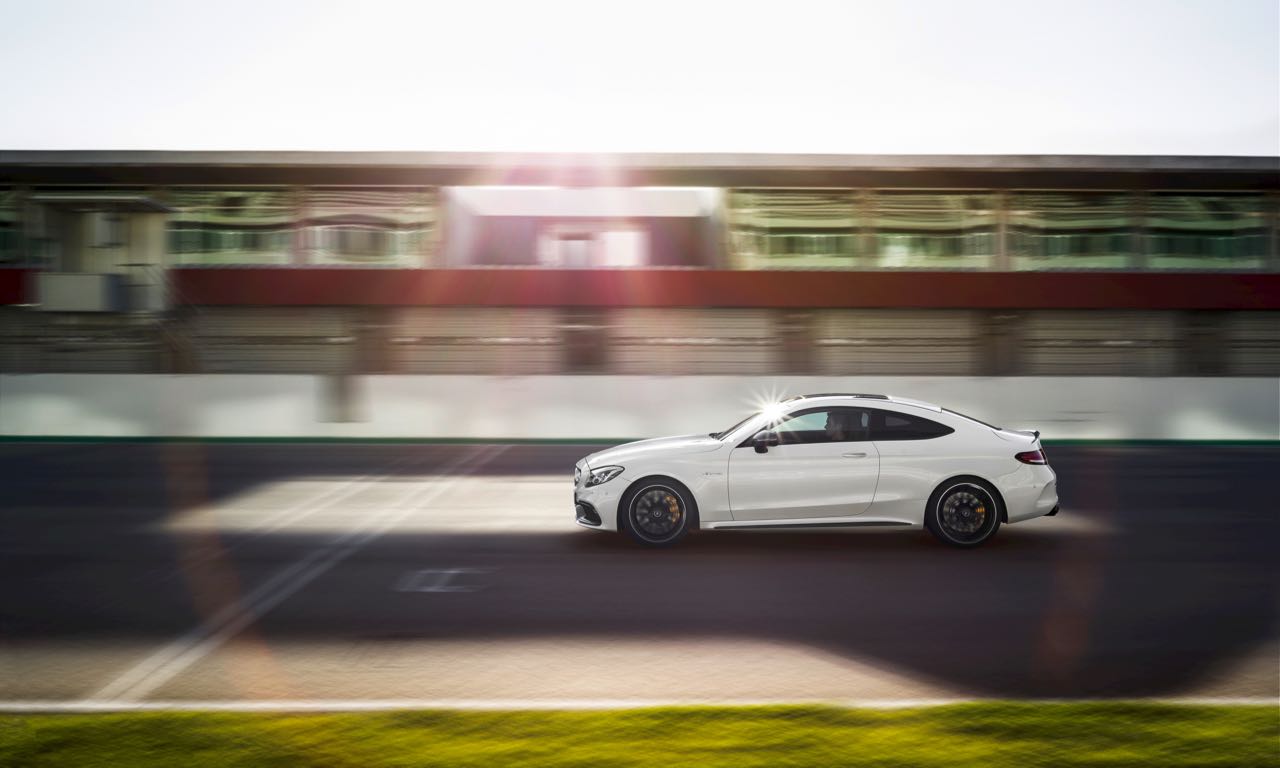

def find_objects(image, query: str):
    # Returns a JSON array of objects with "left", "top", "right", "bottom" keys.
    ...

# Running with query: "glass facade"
[
  {"left": 168, "top": 189, "right": 296, "bottom": 265},
  {"left": 726, "top": 190, "right": 858, "bottom": 268},
  {"left": 0, "top": 190, "right": 19, "bottom": 264},
  {"left": 726, "top": 190, "right": 1004, "bottom": 269},
  {"left": 1009, "top": 192, "right": 1133, "bottom": 270},
  {"left": 871, "top": 192, "right": 996, "bottom": 269},
  {"left": 303, "top": 188, "right": 437, "bottom": 267},
  {"left": 1145, "top": 194, "right": 1269, "bottom": 270},
  {"left": 0, "top": 185, "right": 1272, "bottom": 271}
]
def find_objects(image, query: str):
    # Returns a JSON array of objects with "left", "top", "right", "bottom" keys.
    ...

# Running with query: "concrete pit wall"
[{"left": 0, "top": 375, "right": 1276, "bottom": 442}]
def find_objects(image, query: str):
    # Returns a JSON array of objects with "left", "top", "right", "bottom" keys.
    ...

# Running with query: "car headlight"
[{"left": 586, "top": 465, "right": 624, "bottom": 487}]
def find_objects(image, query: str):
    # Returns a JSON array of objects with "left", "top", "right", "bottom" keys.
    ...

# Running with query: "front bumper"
[
  {"left": 574, "top": 498, "right": 602, "bottom": 526},
  {"left": 573, "top": 463, "right": 626, "bottom": 531}
]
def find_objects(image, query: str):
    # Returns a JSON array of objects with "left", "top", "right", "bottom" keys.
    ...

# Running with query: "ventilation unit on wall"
[
  {"left": 87, "top": 212, "right": 126, "bottom": 249},
  {"left": 34, "top": 273, "right": 130, "bottom": 312}
]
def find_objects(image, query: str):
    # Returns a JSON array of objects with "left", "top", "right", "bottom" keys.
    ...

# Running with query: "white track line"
[
  {"left": 0, "top": 697, "right": 1274, "bottom": 713},
  {"left": 91, "top": 445, "right": 508, "bottom": 703},
  {"left": 251, "top": 454, "right": 421, "bottom": 535}
]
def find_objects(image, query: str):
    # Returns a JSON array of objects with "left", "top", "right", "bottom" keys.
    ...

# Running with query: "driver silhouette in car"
[{"left": 825, "top": 410, "right": 861, "bottom": 442}]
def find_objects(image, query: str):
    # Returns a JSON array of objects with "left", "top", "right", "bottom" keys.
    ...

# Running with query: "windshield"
[{"left": 711, "top": 412, "right": 759, "bottom": 440}]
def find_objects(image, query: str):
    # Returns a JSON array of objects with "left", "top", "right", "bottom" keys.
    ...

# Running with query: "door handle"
[{"left": 842, "top": 452, "right": 867, "bottom": 458}]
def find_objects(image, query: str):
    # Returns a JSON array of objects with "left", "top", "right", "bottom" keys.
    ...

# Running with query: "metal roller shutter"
[
  {"left": 610, "top": 308, "right": 778, "bottom": 374},
  {"left": 192, "top": 307, "right": 355, "bottom": 374},
  {"left": 392, "top": 307, "right": 561, "bottom": 374},
  {"left": 815, "top": 310, "right": 979, "bottom": 375},
  {"left": 1021, "top": 311, "right": 1178, "bottom": 375},
  {"left": 1225, "top": 312, "right": 1280, "bottom": 376}
]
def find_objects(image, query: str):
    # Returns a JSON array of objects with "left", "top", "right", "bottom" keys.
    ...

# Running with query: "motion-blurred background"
[
  {"left": 0, "top": 153, "right": 1276, "bottom": 440},
  {"left": 0, "top": 5, "right": 1276, "bottom": 761}
]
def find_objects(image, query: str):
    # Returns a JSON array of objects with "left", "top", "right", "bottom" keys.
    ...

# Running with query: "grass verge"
[{"left": 1, "top": 703, "right": 1276, "bottom": 768}]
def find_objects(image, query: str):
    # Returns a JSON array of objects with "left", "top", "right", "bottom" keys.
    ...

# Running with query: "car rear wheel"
[
  {"left": 926, "top": 479, "right": 1002, "bottom": 548},
  {"left": 621, "top": 478, "right": 694, "bottom": 547}
]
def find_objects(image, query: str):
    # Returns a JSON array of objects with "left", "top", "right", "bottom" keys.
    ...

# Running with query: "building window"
[
  {"left": 168, "top": 189, "right": 295, "bottom": 265},
  {"left": 303, "top": 188, "right": 436, "bottom": 267},
  {"left": 1145, "top": 194, "right": 1268, "bottom": 270},
  {"left": 727, "top": 190, "right": 859, "bottom": 269},
  {"left": 871, "top": 192, "right": 996, "bottom": 269},
  {"left": 1009, "top": 192, "right": 1133, "bottom": 270}
]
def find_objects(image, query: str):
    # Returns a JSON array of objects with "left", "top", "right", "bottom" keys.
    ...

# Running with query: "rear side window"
[{"left": 867, "top": 409, "right": 955, "bottom": 441}]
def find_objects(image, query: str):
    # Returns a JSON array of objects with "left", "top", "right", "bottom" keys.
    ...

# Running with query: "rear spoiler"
[{"left": 1005, "top": 428, "right": 1040, "bottom": 440}]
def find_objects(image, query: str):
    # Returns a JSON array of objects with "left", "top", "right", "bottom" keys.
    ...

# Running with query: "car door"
[{"left": 727, "top": 406, "right": 880, "bottom": 521}]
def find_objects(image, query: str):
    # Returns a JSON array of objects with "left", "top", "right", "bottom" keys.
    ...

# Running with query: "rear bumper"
[{"left": 1000, "top": 465, "right": 1060, "bottom": 524}]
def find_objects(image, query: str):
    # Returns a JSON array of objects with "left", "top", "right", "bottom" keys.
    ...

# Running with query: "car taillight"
[{"left": 1015, "top": 449, "right": 1047, "bottom": 465}]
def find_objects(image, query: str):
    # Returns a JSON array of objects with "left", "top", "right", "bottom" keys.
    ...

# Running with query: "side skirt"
[{"left": 703, "top": 518, "right": 916, "bottom": 531}]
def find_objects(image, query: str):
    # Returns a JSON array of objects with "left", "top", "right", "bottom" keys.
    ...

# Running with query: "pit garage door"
[
  {"left": 814, "top": 310, "right": 979, "bottom": 375},
  {"left": 1020, "top": 311, "right": 1178, "bottom": 376},
  {"left": 610, "top": 308, "right": 779, "bottom": 374}
]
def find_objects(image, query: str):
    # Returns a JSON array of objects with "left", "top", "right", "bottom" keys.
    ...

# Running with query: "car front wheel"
[
  {"left": 621, "top": 478, "right": 694, "bottom": 547},
  {"left": 926, "top": 479, "right": 1002, "bottom": 548}
]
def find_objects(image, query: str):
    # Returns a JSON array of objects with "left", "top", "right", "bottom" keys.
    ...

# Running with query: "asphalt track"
[{"left": 1, "top": 443, "right": 1276, "bottom": 706}]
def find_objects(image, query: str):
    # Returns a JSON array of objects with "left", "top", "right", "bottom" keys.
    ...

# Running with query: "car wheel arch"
[
  {"left": 617, "top": 474, "right": 701, "bottom": 533},
  {"left": 927, "top": 474, "right": 1008, "bottom": 524}
]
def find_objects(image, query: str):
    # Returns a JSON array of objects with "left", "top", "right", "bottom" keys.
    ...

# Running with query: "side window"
[
  {"left": 867, "top": 409, "right": 955, "bottom": 441},
  {"left": 774, "top": 407, "right": 870, "bottom": 444}
]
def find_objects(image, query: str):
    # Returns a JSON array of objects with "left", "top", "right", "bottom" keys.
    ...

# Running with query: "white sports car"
[{"left": 573, "top": 393, "right": 1059, "bottom": 547}]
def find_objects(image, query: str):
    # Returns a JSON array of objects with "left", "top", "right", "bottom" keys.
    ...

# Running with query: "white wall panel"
[{"left": 2, "top": 374, "right": 1276, "bottom": 442}]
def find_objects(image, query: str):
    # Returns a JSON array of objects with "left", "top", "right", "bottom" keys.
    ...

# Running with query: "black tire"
[
  {"left": 925, "top": 477, "right": 1002, "bottom": 548},
  {"left": 619, "top": 477, "right": 697, "bottom": 547}
]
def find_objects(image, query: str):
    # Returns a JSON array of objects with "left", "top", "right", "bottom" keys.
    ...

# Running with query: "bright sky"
[{"left": 1, "top": 0, "right": 1276, "bottom": 155}]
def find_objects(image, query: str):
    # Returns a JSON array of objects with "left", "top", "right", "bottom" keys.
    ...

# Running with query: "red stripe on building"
[
  {"left": 0, "top": 269, "right": 30, "bottom": 305},
  {"left": 168, "top": 268, "right": 1280, "bottom": 310}
]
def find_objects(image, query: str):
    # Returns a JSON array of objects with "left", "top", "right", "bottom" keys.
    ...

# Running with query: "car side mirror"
[{"left": 752, "top": 429, "right": 779, "bottom": 454}]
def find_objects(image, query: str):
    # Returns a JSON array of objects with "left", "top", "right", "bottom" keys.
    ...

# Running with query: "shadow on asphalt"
[{"left": 3, "top": 443, "right": 1277, "bottom": 699}]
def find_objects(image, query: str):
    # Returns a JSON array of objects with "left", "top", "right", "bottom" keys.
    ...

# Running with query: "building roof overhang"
[{"left": 1, "top": 151, "right": 1276, "bottom": 190}]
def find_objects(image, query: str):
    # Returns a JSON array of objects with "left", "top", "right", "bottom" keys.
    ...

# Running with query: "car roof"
[{"left": 788, "top": 393, "right": 943, "bottom": 412}]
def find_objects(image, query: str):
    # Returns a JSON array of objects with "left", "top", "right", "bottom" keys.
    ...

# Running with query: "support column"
[
  {"left": 290, "top": 186, "right": 307, "bottom": 266},
  {"left": 1130, "top": 191, "right": 1149, "bottom": 271},
  {"left": 354, "top": 306, "right": 396, "bottom": 374},
  {"left": 777, "top": 309, "right": 816, "bottom": 374},
  {"left": 993, "top": 190, "right": 1011, "bottom": 271},
  {"left": 979, "top": 310, "right": 1023, "bottom": 376},
  {"left": 561, "top": 307, "right": 609, "bottom": 374},
  {"left": 854, "top": 190, "right": 876, "bottom": 269},
  {"left": 1180, "top": 311, "right": 1227, "bottom": 376},
  {"left": 1267, "top": 191, "right": 1279, "bottom": 272}
]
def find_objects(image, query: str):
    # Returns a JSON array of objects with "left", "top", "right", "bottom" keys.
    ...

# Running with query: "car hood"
[{"left": 584, "top": 434, "right": 723, "bottom": 468}]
